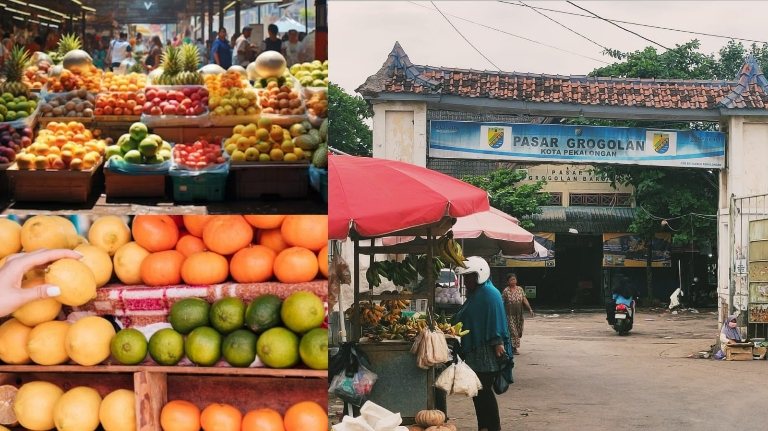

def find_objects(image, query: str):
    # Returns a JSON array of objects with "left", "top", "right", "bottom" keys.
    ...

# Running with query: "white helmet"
[{"left": 455, "top": 256, "right": 490, "bottom": 284}]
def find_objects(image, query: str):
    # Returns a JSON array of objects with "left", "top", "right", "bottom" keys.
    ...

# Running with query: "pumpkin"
[
  {"left": 227, "top": 65, "right": 247, "bottom": 77},
  {"left": 415, "top": 410, "right": 445, "bottom": 427},
  {"left": 426, "top": 426, "right": 454, "bottom": 431},
  {"left": 254, "top": 51, "right": 286, "bottom": 78}
]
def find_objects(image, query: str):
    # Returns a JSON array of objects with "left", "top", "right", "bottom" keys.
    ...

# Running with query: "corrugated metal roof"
[{"left": 525, "top": 206, "right": 636, "bottom": 234}]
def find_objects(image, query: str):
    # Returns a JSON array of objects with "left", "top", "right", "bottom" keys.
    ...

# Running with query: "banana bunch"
[
  {"left": 347, "top": 302, "right": 386, "bottom": 326},
  {"left": 438, "top": 234, "right": 467, "bottom": 268},
  {"left": 363, "top": 323, "right": 417, "bottom": 341},
  {"left": 381, "top": 297, "right": 411, "bottom": 312},
  {"left": 365, "top": 262, "right": 385, "bottom": 288},
  {"left": 415, "top": 254, "right": 444, "bottom": 281},
  {"left": 436, "top": 321, "right": 470, "bottom": 337}
]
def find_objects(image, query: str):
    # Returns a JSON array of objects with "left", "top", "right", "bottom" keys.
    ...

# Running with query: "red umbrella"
[{"left": 329, "top": 155, "right": 490, "bottom": 239}]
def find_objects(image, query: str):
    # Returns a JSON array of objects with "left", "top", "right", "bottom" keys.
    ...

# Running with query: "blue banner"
[{"left": 429, "top": 120, "right": 725, "bottom": 168}]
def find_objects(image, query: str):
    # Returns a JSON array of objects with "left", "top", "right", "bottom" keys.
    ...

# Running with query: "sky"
[{"left": 329, "top": 1, "right": 768, "bottom": 95}]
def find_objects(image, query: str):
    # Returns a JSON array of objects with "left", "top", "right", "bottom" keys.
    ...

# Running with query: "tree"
[
  {"left": 328, "top": 83, "right": 373, "bottom": 156},
  {"left": 462, "top": 169, "right": 550, "bottom": 230}
]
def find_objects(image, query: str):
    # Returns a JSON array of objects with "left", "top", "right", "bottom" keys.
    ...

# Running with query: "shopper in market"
[
  {"left": 234, "top": 26, "right": 254, "bottom": 67},
  {"left": 0, "top": 249, "right": 82, "bottom": 318},
  {"left": 211, "top": 27, "right": 233, "bottom": 69},
  {"left": 284, "top": 29, "right": 301, "bottom": 66},
  {"left": 106, "top": 32, "right": 132, "bottom": 71},
  {"left": 453, "top": 256, "right": 511, "bottom": 431},
  {"left": 262, "top": 23, "right": 282, "bottom": 54},
  {"left": 145, "top": 36, "right": 163, "bottom": 71},
  {"left": 502, "top": 272, "right": 534, "bottom": 354}
]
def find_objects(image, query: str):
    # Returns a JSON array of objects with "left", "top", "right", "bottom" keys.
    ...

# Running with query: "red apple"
[{"left": 150, "top": 106, "right": 162, "bottom": 115}]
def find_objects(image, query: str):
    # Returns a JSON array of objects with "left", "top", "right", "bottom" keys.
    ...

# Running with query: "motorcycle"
[{"left": 612, "top": 299, "right": 635, "bottom": 335}]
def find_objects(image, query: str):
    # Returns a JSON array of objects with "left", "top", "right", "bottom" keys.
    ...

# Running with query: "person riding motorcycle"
[{"left": 606, "top": 280, "right": 635, "bottom": 325}]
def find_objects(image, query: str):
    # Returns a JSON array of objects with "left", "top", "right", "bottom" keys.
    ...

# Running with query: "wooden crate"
[
  {"left": 104, "top": 168, "right": 167, "bottom": 198},
  {"left": 6, "top": 161, "right": 102, "bottom": 203},
  {"left": 0, "top": 365, "right": 327, "bottom": 431},
  {"left": 149, "top": 126, "right": 233, "bottom": 144},
  {"left": 725, "top": 345, "right": 753, "bottom": 361},
  {"left": 231, "top": 162, "right": 309, "bottom": 199}
]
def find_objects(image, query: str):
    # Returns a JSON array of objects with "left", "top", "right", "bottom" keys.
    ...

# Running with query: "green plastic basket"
[{"left": 170, "top": 172, "right": 227, "bottom": 202}]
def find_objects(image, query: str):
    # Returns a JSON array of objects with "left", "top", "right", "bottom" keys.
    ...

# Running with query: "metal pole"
[
  {"left": 218, "top": 0, "right": 224, "bottom": 31},
  {"left": 730, "top": 193, "right": 736, "bottom": 315},
  {"left": 81, "top": 10, "right": 86, "bottom": 42},
  {"left": 201, "top": 1, "right": 206, "bottom": 41},
  {"left": 352, "top": 239, "right": 360, "bottom": 341},
  {"left": 208, "top": 0, "right": 214, "bottom": 42},
  {"left": 257, "top": 5, "right": 261, "bottom": 24},
  {"left": 234, "top": 0, "right": 240, "bottom": 36},
  {"left": 304, "top": 0, "right": 308, "bottom": 34}
]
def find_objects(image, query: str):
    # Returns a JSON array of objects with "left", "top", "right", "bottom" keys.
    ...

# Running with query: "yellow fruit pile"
[
  {"left": 101, "top": 72, "right": 147, "bottom": 92},
  {"left": 223, "top": 118, "right": 306, "bottom": 163},
  {"left": 15, "top": 121, "right": 106, "bottom": 171},
  {"left": 203, "top": 71, "right": 247, "bottom": 96},
  {"left": 208, "top": 87, "right": 260, "bottom": 117}
]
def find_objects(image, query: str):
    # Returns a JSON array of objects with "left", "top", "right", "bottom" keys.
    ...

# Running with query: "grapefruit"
[
  {"left": 0, "top": 218, "right": 21, "bottom": 259},
  {"left": 13, "top": 381, "right": 63, "bottom": 430},
  {"left": 202, "top": 215, "right": 254, "bottom": 256},
  {"left": 45, "top": 258, "right": 97, "bottom": 306},
  {"left": 27, "top": 320, "right": 70, "bottom": 365},
  {"left": 0, "top": 318, "right": 31, "bottom": 364},
  {"left": 0, "top": 385, "right": 17, "bottom": 427},
  {"left": 280, "top": 215, "right": 327, "bottom": 251},
  {"left": 245, "top": 295, "right": 282, "bottom": 334},
  {"left": 273, "top": 247, "right": 319, "bottom": 283},
  {"left": 318, "top": 245, "right": 328, "bottom": 278},
  {"left": 257, "top": 228, "right": 289, "bottom": 253},
  {"left": 183, "top": 215, "right": 213, "bottom": 237},
  {"left": 161, "top": 400, "right": 200, "bottom": 431},
  {"left": 222, "top": 329, "right": 258, "bottom": 367},
  {"left": 230, "top": 246, "right": 275, "bottom": 283},
  {"left": 299, "top": 328, "right": 328, "bottom": 370},
  {"left": 53, "top": 386, "right": 102, "bottom": 431},
  {"left": 256, "top": 327, "right": 299, "bottom": 369},
  {"left": 75, "top": 244, "right": 114, "bottom": 287},
  {"left": 113, "top": 241, "right": 150, "bottom": 285},
  {"left": 132, "top": 215, "right": 180, "bottom": 252},
  {"left": 148, "top": 328, "right": 185, "bottom": 365},
  {"left": 20, "top": 215, "right": 78, "bottom": 251},
  {"left": 99, "top": 389, "right": 136, "bottom": 431},
  {"left": 283, "top": 401, "right": 327, "bottom": 431},
  {"left": 111, "top": 328, "right": 148, "bottom": 365},
  {"left": 242, "top": 408, "right": 285, "bottom": 431},
  {"left": 243, "top": 215, "right": 285, "bottom": 229},
  {"left": 169, "top": 298, "right": 211, "bottom": 334},
  {"left": 281, "top": 291, "right": 325, "bottom": 334},
  {"left": 185, "top": 326, "right": 222, "bottom": 366},
  {"left": 65, "top": 316, "right": 116, "bottom": 366},
  {"left": 210, "top": 297, "right": 246, "bottom": 334},
  {"left": 88, "top": 216, "right": 131, "bottom": 256},
  {"left": 12, "top": 277, "right": 62, "bottom": 326},
  {"left": 200, "top": 403, "right": 242, "bottom": 431},
  {"left": 176, "top": 234, "right": 207, "bottom": 257}
]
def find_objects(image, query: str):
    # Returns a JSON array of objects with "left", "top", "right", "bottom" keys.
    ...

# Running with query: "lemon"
[
  {"left": 53, "top": 386, "right": 102, "bottom": 431},
  {"left": 27, "top": 320, "right": 70, "bottom": 365},
  {"left": 65, "top": 316, "right": 116, "bottom": 366},
  {"left": 13, "top": 381, "right": 64, "bottom": 430}
]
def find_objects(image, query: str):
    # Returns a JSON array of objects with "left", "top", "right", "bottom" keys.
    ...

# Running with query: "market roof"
[
  {"left": 357, "top": 42, "right": 768, "bottom": 117},
  {"left": 524, "top": 206, "right": 636, "bottom": 234}
]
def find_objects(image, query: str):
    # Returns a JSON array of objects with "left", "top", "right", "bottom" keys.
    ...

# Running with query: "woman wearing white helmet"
[{"left": 453, "top": 256, "right": 511, "bottom": 431}]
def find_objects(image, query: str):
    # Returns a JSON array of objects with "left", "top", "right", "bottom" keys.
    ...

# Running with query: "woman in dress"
[{"left": 502, "top": 273, "right": 534, "bottom": 354}]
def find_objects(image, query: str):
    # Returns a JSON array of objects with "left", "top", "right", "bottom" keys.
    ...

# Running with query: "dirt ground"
[{"left": 446, "top": 309, "right": 768, "bottom": 431}]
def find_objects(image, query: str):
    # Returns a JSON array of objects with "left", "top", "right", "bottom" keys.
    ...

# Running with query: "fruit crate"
[
  {"left": 104, "top": 168, "right": 167, "bottom": 198},
  {"left": 309, "top": 165, "right": 328, "bottom": 202},
  {"left": 0, "top": 365, "right": 327, "bottom": 431},
  {"left": 230, "top": 162, "right": 309, "bottom": 199},
  {"left": 6, "top": 160, "right": 103, "bottom": 203},
  {"left": 170, "top": 171, "right": 228, "bottom": 202}
]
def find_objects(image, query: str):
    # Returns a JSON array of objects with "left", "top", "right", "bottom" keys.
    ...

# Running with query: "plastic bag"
[
  {"left": 434, "top": 363, "right": 455, "bottom": 393},
  {"left": 452, "top": 360, "right": 482, "bottom": 397},
  {"left": 493, "top": 352, "right": 514, "bottom": 395},
  {"left": 329, "top": 363, "right": 378, "bottom": 407}
]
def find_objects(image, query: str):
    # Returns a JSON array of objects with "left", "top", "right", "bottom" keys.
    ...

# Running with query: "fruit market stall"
[
  {"left": 0, "top": 214, "right": 329, "bottom": 431},
  {"left": 0, "top": 34, "right": 328, "bottom": 213}
]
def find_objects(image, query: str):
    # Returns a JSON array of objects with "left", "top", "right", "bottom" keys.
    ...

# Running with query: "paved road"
[{"left": 447, "top": 309, "right": 768, "bottom": 431}]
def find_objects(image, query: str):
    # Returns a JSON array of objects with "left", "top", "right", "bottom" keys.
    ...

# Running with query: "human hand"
[
  {"left": 0, "top": 249, "right": 82, "bottom": 318},
  {"left": 495, "top": 344, "right": 505, "bottom": 358},
  {"left": 530, "top": 310, "right": 535, "bottom": 317}
]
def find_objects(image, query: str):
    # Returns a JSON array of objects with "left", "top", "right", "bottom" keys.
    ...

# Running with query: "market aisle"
[{"left": 447, "top": 311, "right": 768, "bottom": 430}]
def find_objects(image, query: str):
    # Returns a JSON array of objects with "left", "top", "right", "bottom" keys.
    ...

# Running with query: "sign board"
[
  {"left": 602, "top": 233, "right": 672, "bottom": 267},
  {"left": 524, "top": 286, "right": 537, "bottom": 299},
  {"left": 736, "top": 259, "right": 748, "bottom": 275},
  {"left": 429, "top": 120, "right": 725, "bottom": 169},
  {"left": 491, "top": 233, "right": 556, "bottom": 268}
]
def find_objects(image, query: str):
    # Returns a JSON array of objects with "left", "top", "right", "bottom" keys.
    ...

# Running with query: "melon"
[
  {"left": 21, "top": 215, "right": 78, "bottom": 251},
  {"left": 53, "top": 386, "right": 102, "bottom": 431},
  {"left": 113, "top": 241, "right": 150, "bottom": 285},
  {"left": 13, "top": 381, "right": 64, "bottom": 430},
  {"left": 0, "top": 218, "right": 21, "bottom": 259},
  {"left": 75, "top": 244, "right": 114, "bottom": 287},
  {"left": 88, "top": 216, "right": 131, "bottom": 256}
]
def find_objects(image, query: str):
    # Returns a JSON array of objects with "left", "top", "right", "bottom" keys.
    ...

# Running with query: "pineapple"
[
  {"left": 57, "top": 33, "right": 82, "bottom": 59},
  {"left": 178, "top": 44, "right": 203, "bottom": 85},
  {"left": 157, "top": 45, "right": 181, "bottom": 85},
  {"left": 1, "top": 46, "right": 32, "bottom": 97}
]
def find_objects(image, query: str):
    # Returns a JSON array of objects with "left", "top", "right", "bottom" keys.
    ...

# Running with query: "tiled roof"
[
  {"left": 524, "top": 206, "right": 636, "bottom": 234},
  {"left": 357, "top": 42, "right": 768, "bottom": 111}
]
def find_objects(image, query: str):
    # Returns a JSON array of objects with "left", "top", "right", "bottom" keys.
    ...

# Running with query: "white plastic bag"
[
  {"left": 435, "top": 363, "right": 455, "bottom": 393},
  {"left": 452, "top": 360, "right": 483, "bottom": 397}
]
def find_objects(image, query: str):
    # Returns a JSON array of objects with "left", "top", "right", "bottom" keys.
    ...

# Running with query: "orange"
[
  {"left": 242, "top": 408, "right": 284, "bottom": 431},
  {"left": 230, "top": 246, "right": 275, "bottom": 283},
  {"left": 273, "top": 247, "right": 319, "bottom": 284},
  {"left": 258, "top": 228, "right": 289, "bottom": 254},
  {"left": 160, "top": 400, "right": 200, "bottom": 431},
  {"left": 181, "top": 252, "right": 229, "bottom": 285},
  {"left": 202, "top": 215, "right": 254, "bottom": 256},
  {"left": 283, "top": 401, "right": 326, "bottom": 431},
  {"left": 200, "top": 403, "right": 242, "bottom": 431},
  {"left": 132, "top": 215, "right": 179, "bottom": 252},
  {"left": 140, "top": 250, "right": 186, "bottom": 286},
  {"left": 280, "top": 216, "right": 327, "bottom": 252},
  {"left": 243, "top": 215, "right": 285, "bottom": 230},
  {"left": 318, "top": 245, "right": 328, "bottom": 279},
  {"left": 176, "top": 234, "right": 207, "bottom": 257},
  {"left": 183, "top": 215, "right": 213, "bottom": 237}
]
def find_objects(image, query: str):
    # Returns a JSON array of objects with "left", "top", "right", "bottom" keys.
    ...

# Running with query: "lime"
[
  {"left": 185, "top": 326, "right": 222, "bottom": 366},
  {"left": 209, "top": 297, "right": 246, "bottom": 334},
  {"left": 299, "top": 328, "right": 328, "bottom": 370},
  {"left": 148, "top": 328, "right": 184, "bottom": 365},
  {"left": 256, "top": 327, "right": 299, "bottom": 369},
  {"left": 169, "top": 298, "right": 210, "bottom": 335},
  {"left": 222, "top": 329, "right": 258, "bottom": 367},
  {"left": 245, "top": 295, "right": 282, "bottom": 334},
  {"left": 110, "top": 328, "right": 148, "bottom": 365},
  {"left": 280, "top": 291, "right": 325, "bottom": 334}
]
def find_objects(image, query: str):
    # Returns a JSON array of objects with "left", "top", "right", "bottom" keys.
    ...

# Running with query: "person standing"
[
  {"left": 106, "top": 32, "right": 131, "bottom": 71},
  {"left": 262, "top": 23, "right": 282, "bottom": 54},
  {"left": 234, "top": 27, "right": 254, "bottom": 67},
  {"left": 284, "top": 29, "right": 301, "bottom": 66},
  {"left": 133, "top": 32, "right": 147, "bottom": 64},
  {"left": 92, "top": 39, "right": 107, "bottom": 70},
  {"left": 453, "top": 256, "right": 511, "bottom": 431},
  {"left": 501, "top": 273, "right": 534, "bottom": 354},
  {"left": 144, "top": 36, "right": 163, "bottom": 71},
  {"left": 211, "top": 27, "right": 232, "bottom": 69}
]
